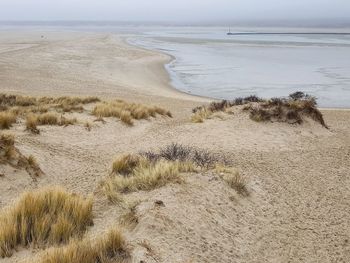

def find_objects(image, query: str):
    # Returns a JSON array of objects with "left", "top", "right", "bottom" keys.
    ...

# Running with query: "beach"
[{"left": 0, "top": 30, "right": 349, "bottom": 263}]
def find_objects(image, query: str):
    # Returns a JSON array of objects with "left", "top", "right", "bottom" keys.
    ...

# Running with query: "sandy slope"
[{"left": 0, "top": 31, "right": 349, "bottom": 263}]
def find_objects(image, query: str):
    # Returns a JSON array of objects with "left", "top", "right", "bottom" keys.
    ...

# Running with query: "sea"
[{"left": 2, "top": 23, "right": 350, "bottom": 107}]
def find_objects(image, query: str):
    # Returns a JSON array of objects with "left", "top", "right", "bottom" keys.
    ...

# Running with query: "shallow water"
[
  {"left": 2, "top": 24, "right": 350, "bottom": 107},
  {"left": 127, "top": 27, "right": 350, "bottom": 108}
]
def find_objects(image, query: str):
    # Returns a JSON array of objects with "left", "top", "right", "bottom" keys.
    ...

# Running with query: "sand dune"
[{"left": 0, "top": 31, "right": 349, "bottom": 263}]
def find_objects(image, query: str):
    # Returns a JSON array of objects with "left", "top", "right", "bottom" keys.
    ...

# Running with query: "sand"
[{"left": 0, "top": 30, "right": 349, "bottom": 263}]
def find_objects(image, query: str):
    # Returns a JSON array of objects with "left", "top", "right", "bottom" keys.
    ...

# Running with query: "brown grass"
[
  {"left": 37, "top": 228, "right": 130, "bottom": 263},
  {"left": 0, "top": 133, "right": 16, "bottom": 162},
  {"left": 0, "top": 133, "right": 43, "bottom": 177},
  {"left": 247, "top": 95, "right": 328, "bottom": 128},
  {"left": 26, "top": 114, "right": 40, "bottom": 134},
  {"left": 0, "top": 187, "right": 93, "bottom": 258},
  {"left": 84, "top": 121, "right": 93, "bottom": 131},
  {"left": 102, "top": 158, "right": 188, "bottom": 195},
  {"left": 25, "top": 113, "right": 77, "bottom": 130},
  {"left": 92, "top": 100, "right": 172, "bottom": 125},
  {"left": 216, "top": 165, "right": 249, "bottom": 196},
  {"left": 192, "top": 93, "right": 327, "bottom": 128},
  {"left": 0, "top": 112, "right": 17, "bottom": 129},
  {"left": 36, "top": 112, "right": 59, "bottom": 125},
  {"left": 112, "top": 154, "right": 147, "bottom": 175},
  {"left": 103, "top": 145, "right": 244, "bottom": 201}
]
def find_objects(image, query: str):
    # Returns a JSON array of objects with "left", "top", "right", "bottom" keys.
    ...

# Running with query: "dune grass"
[
  {"left": 191, "top": 92, "right": 327, "bottom": 128},
  {"left": 245, "top": 93, "right": 328, "bottom": 128},
  {"left": 92, "top": 100, "right": 172, "bottom": 125},
  {"left": 103, "top": 158, "right": 189, "bottom": 196},
  {"left": 37, "top": 228, "right": 130, "bottom": 263},
  {"left": 0, "top": 133, "right": 43, "bottom": 177},
  {"left": 0, "top": 188, "right": 93, "bottom": 258},
  {"left": 25, "top": 113, "right": 78, "bottom": 133},
  {"left": 215, "top": 165, "right": 248, "bottom": 196},
  {"left": 1, "top": 93, "right": 172, "bottom": 132},
  {"left": 102, "top": 144, "right": 244, "bottom": 201},
  {"left": 0, "top": 111, "right": 17, "bottom": 130}
]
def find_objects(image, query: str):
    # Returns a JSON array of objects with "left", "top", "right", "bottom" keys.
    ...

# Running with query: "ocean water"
[
  {"left": 1, "top": 24, "right": 349, "bottom": 107},
  {"left": 126, "top": 27, "right": 350, "bottom": 108}
]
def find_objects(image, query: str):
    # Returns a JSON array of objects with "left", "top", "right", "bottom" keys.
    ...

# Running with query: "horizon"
[
  {"left": 0, "top": 0, "right": 349, "bottom": 23},
  {"left": 1, "top": 19, "right": 350, "bottom": 28}
]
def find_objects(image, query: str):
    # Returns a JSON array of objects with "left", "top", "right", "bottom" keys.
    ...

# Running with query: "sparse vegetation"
[
  {"left": 246, "top": 92, "right": 328, "bottom": 128},
  {"left": 119, "top": 202, "right": 139, "bottom": 229},
  {"left": 26, "top": 114, "right": 40, "bottom": 134},
  {"left": 0, "top": 188, "right": 93, "bottom": 258},
  {"left": 0, "top": 111, "right": 17, "bottom": 129},
  {"left": 103, "top": 159, "right": 187, "bottom": 194},
  {"left": 84, "top": 121, "right": 93, "bottom": 131},
  {"left": 0, "top": 133, "right": 43, "bottom": 177},
  {"left": 92, "top": 100, "right": 172, "bottom": 125},
  {"left": 191, "top": 92, "right": 327, "bottom": 128},
  {"left": 37, "top": 228, "right": 130, "bottom": 263},
  {"left": 141, "top": 143, "right": 225, "bottom": 169},
  {"left": 216, "top": 165, "right": 248, "bottom": 196},
  {"left": 1, "top": 93, "right": 171, "bottom": 132},
  {"left": 102, "top": 144, "right": 244, "bottom": 200}
]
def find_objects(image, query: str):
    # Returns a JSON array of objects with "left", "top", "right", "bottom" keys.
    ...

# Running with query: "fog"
[{"left": 0, "top": 0, "right": 349, "bottom": 23}]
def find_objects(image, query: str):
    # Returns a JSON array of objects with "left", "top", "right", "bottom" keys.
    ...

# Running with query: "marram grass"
[{"left": 0, "top": 187, "right": 93, "bottom": 258}]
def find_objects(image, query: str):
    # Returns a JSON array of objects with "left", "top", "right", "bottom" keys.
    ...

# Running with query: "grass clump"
[
  {"left": 0, "top": 133, "right": 43, "bottom": 177},
  {"left": 104, "top": 158, "right": 187, "bottom": 194},
  {"left": 246, "top": 92, "right": 328, "bottom": 128},
  {"left": 0, "top": 133, "right": 16, "bottom": 162},
  {"left": 192, "top": 92, "right": 327, "bottom": 128},
  {"left": 92, "top": 100, "right": 172, "bottom": 125},
  {"left": 141, "top": 143, "right": 224, "bottom": 169},
  {"left": 0, "top": 188, "right": 93, "bottom": 258},
  {"left": 216, "top": 165, "right": 249, "bottom": 196},
  {"left": 101, "top": 144, "right": 241, "bottom": 201},
  {"left": 0, "top": 112, "right": 17, "bottom": 129},
  {"left": 191, "top": 96, "right": 262, "bottom": 123},
  {"left": 26, "top": 114, "right": 40, "bottom": 134},
  {"left": 37, "top": 228, "right": 130, "bottom": 263},
  {"left": 25, "top": 113, "right": 77, "bottom": 131}
]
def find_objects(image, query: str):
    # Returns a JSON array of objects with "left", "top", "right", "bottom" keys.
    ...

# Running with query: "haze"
[{"left": 0, "top": 0, "right": 349, "bottom": 23}]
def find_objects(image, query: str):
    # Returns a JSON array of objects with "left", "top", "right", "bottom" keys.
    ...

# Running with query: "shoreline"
[
  {"left": 0, "top": 29, "right": 350, "bottom": 263},
  {"left": 123, "top": 35, "right": 214, "bottom": 103}
]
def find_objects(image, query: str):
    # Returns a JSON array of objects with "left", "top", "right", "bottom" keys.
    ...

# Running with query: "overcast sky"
[{"left": 0, "top": 0, "right": 349, "bottom": 22}]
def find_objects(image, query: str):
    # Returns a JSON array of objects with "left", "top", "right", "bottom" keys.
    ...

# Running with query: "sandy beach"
[{"left": 0, "top": 30, "right": 349, "bottom": 263}]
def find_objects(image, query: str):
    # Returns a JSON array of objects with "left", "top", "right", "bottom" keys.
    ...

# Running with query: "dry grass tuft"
[
  {"left": 112, "top": 154, "right": 148, "bottom": 176},
  {"left": 216, "top": 165, "right": 249, "bottom": 196},
  {"left": 0, "top": 133, "right": 16, "bottom": 162},
  {"left": 141, "top": 143, "right": 224, "bottom": 169},
  {"left": 247, "top": 92, "right": 328, "bottom": 128},
  {"left": 191, "top": 108, "right": 213, "bottom": 123},
  {"left": 25, "top": 113, "right": 77, "bottom": 130},
  {"left": 192, "top": 92, "right": 327, "bottom": 128},
  {"left": 0, "top": 134, "right": 43, "bottom": 177},
  {"left": 36, "top": 112, "right": 59, "bottom": 125},
  {"left": 59, "top": 116, "right": 77, "bottom": 127},
  {"left": 37, "top": 228, "right": 130, "bottom": 263},
  {"left": 119, "top": 202, "right": 139, "bottom": 229},
  {"left": 0, "top": 188, "right": 93, "bottom": 258},
  {"left": 92, "top": 100, "right": 172, "bottom": 125},
  {"left": 104, "top": 160, "right": 186, "bottom": 194},
  {"left": 102, "top": 145, "right": 245, "bottom": 201},
  {"left": 0, "top": 112, "right": 17, "bottom": 130},
  {"left": 84, "top": 121, "right": 93, "bottom": 131},
  {"left": 26, "top": 114, "right": 40, "bottom": 134}
]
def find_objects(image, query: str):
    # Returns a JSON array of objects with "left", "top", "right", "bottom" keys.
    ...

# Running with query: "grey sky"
[{"left": 0, "top": 0, "right": 349, "bottom": 22}]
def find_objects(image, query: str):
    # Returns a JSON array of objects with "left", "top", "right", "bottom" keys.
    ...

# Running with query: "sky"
[{"left": 0, "top": 0, "right": 349, "bottom": 23}]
